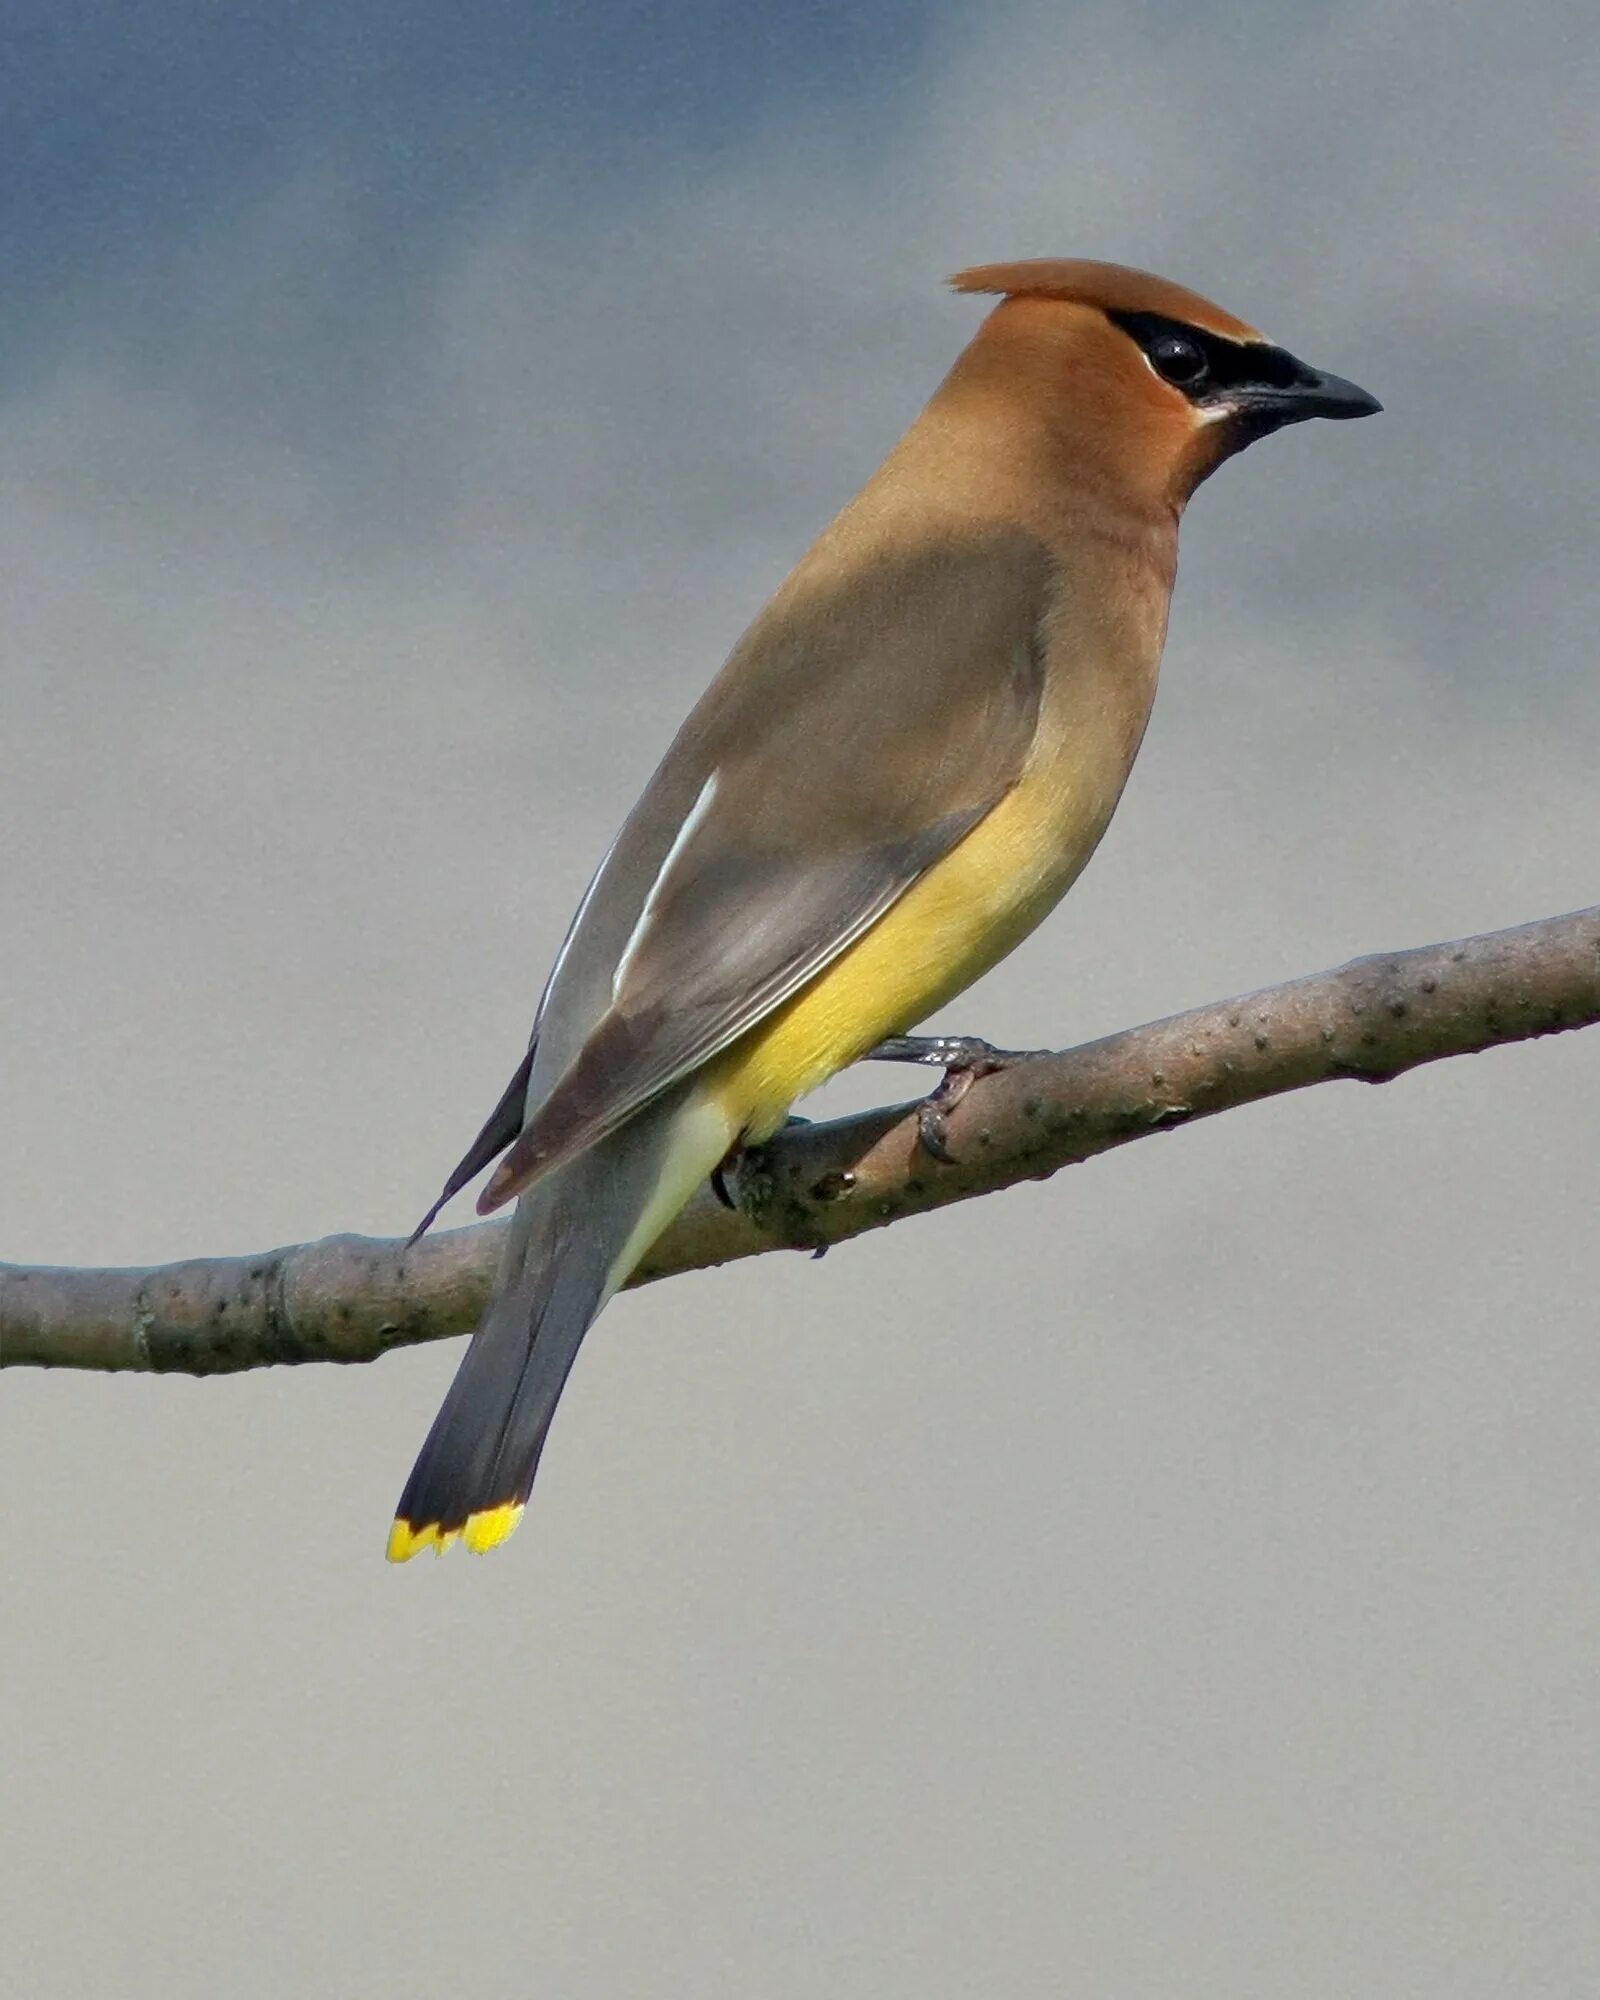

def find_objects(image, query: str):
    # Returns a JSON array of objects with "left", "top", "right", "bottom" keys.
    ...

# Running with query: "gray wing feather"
[{"left": 471, "top": 527, "right": 1056, "bottom": 1210}]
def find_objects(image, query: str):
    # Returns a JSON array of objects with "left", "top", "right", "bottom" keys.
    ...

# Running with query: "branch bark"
[{"left": 4, "top": 906, "right": 1596, "bottom": 1376}]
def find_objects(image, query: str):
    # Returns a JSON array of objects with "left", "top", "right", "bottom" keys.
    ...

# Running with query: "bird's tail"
[{"left": 387, "top": 1086, "right": 732, "bottom": 1562}]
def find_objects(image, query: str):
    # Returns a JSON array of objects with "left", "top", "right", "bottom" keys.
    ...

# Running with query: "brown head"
[{"left": 943, "top": 259, "right": 1379, "bottom": 515}]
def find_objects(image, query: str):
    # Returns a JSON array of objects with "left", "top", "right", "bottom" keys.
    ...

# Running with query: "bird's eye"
[{"left": 1150, "top": 335, "right": 1209, "bottom": 387}]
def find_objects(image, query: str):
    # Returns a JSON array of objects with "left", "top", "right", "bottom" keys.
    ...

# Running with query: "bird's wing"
[
  {"left": 407, "top": 816, "right": 623, "bottom": 1239},
  {"left": 465, "top": 527, "right": 1055, "bottom": 1215},
  {"left": 408, "top": 1042, "right": 534, "bottom": 1244}
]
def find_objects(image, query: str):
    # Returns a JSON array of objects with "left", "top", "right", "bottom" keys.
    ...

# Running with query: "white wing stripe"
[
  {"left": 611, "top": 771, "right": 720, "bottom": 1000},
  {"left": 533, "top": 829, "right": 621, "bottom": 1037}
]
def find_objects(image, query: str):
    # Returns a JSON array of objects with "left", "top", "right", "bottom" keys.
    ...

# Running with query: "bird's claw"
[
  {"left": 709, "top": 1115, "right": 811, "bottom": 1210},
  {"left": 710, "top": 1155, "right": 739, "bottom": 1210},
  {"left": 865, "top": 1033, "right": 1039, "bottom": 1165},
  {"left": 916, "top": 1096, "right": 961, "bottom": 1163},
  {"left": 911, "top": 1059, "right": 993, "bottom": 1163}
]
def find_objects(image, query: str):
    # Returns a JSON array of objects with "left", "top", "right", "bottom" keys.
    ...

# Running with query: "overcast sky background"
[{"left": 2, "top": 2, "right": 1598, "bottom": 1994}]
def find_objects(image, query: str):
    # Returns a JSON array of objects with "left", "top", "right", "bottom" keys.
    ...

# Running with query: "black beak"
[
  {"left": 1283, "top": 365, "right": 1382, "bottom": 420},
  {"left": 1230, "top": 360, "right": 1382, "bottom": 432}
]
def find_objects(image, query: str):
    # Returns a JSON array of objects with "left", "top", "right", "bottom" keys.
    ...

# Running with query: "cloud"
[{"left": 2, "top": 3, "right": 1598, "bottom": 1993}]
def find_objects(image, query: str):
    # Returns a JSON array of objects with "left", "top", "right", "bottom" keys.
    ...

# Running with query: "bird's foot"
[
  {"left": 863, "top": 1034, "right": 1040, "bottom": 1164},
  {"left": 709, "top": 1115, "right": 812, "bottom": 1210}
]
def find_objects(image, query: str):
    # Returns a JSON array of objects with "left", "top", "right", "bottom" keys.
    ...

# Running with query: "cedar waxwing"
[{"left": 389, "top": 258, "right": 1379, "bottom": 1560}]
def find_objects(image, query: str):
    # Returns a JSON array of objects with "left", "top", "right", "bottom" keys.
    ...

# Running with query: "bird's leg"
[
  {"left": 865, "top": 1033, "right": 1035, "bottom": 1072},
  {"left": 863, "top": 1034, "right": 1041, "bottom": 1164}
]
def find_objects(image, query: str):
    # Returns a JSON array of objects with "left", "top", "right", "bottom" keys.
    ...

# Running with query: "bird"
[{"left": 388, "top": 258, "right": 1379, "bottom": 1561}]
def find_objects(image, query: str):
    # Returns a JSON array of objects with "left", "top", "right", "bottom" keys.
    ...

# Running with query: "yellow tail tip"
[
  {"left": 462, "top": 1501, "right": 525, "bottom": 1553},
  {"left": 386, "top": 1502, "right": 525, "bottom": 1564}
]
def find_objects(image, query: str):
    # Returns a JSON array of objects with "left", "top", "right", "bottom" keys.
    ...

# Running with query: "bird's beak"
[
  {"left": 1230, "top": 360, "right": 1383, "bottom": 430},
  {"left": 1283, "top": 364, "right": 1383, "bottom": 421}
]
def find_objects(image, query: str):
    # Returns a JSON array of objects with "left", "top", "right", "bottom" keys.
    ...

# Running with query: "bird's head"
[{"left": 948, "top": 259, "right": 1380, "bottom": 512}]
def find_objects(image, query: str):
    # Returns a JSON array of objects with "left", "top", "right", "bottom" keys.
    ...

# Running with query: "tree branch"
[{"left": 4, "top": 907, "right": 1596, "bottom": 1376}]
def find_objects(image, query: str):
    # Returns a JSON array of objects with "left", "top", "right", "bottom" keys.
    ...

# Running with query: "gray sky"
[{"left": 3, "top": 1, "right": 1599, "bottom": 1994}]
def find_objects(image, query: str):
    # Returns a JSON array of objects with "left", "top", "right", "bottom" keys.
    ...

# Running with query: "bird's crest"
[{"left": 950, "top": 259, "right": 1263, "bottom": 345}]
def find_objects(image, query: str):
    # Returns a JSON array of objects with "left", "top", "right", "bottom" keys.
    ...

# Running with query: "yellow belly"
[{"left": 707, "top": 756, "right": 1110, "bottom": 1143}]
